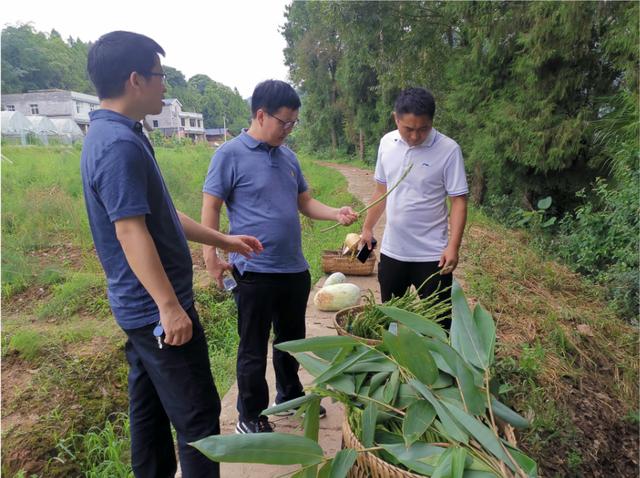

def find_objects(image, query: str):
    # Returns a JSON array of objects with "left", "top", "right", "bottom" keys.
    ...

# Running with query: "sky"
[{"left": 3, "top": 0, "right": 293, "bottom": 98}]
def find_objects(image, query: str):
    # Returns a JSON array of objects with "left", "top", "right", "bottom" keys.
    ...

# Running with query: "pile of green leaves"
[
  {"left": 345, "top": 286, "right": 451, "bottom": 340},
  {"left": 191, "top": 281, "right": 537, "bottom": 477}
]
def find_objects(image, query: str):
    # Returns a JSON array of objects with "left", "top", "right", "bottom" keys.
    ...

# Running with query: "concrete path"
[{"left": 217, "top": 163, "right": 384, "bottom": 477}]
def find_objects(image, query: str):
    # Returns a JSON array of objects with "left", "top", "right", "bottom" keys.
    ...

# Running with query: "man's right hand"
[
  {"left": 204, "top": 248, "right": 233, "bottom": 289},
  {"left": 159, "top": 302, "right": 193, "bottom": 346},
  {"left": 360, "top": 227, "right": 375, "bottom": 250}
]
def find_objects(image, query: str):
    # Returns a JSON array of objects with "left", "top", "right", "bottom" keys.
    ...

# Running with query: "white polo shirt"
[{"left": 374, "top": 128, "right": 468, "bottom": 262}]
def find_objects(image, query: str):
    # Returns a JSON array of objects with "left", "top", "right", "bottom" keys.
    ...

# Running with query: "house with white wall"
[
  {"left": 1, "top": 90, "right": 100, "bottom": 134},
  {"left": 145, "top": 98, "right": 206, "bottom": 142}
]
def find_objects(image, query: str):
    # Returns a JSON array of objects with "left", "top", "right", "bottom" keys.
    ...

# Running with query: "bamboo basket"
[
  {"left": 321, "top": 250, "right": 376, "bottom": 276},
  {"left": 334, "top": 305, "right": 382, "bottom": 346},
  {"left": 342, "top": 416, "right": 424, "bottom": 478}
]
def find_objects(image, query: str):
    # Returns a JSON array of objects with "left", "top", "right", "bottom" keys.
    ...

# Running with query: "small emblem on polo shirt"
[{"left": 422, "top": 162, "right": 430, "bottom": 167}]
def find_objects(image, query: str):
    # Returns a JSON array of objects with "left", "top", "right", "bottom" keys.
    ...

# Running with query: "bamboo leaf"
[
  {"left": 451, "top": 280, "right": 489, "bottom": 370},
  {"left": 443, "top": 402, "right": 516, "bottom": 471},
  {"left": 490, "top": 397, "right": 529, "bottom": 429},
  {"left": 462, "top": 471, "right": 500, "bottom": 477},
  {"left": 380, "top": 443, "right": 446, "bottom": 475},
  {"left": 504, "top": 445, "right": 538, "bottom": 477},
  {"left": 354, "top": 373, "right": 367, "bottom": 394},
  {"left": 345, "top": 357, "right": 398, "bottom": 373},
  {"left": 263, "top": 394, "right": 320, "bottom": 416},
  {"left": 383, "top": 369, "right": 400, "bottom": 404},
  {"left": 314, "top": 348, "right": 373, "bottom": 385},
  {"left": 326, "top": 375, "right": 355, "bottom": 394},
  {"left": 383, "top": 326, "right": 438, "bottom": 385},
  {"left": 368, "top": 372, "right": 391, "bottom": 396},
  {"left": 424, "top": 337, "right": 486, "bottom": 415},
  {"left": 395, "top": 383, "right": 420, "bottom": 409},
  {"left": 317, "top": 460, "right": 332, "bottom": 478},
  {"left": 189, "top": 433, "right": 324, "bottom": 465},
  {"left": 303, "top": 396, "right": 321, "bottom": 442},
  {"left": 433, "top": 372, "right": 454, "bottom": 389},
  {"left": 276, "top": 336, "right": 360, "bottom": 354},
  {"left": 376, "top": 305, "right": 448, "bottom": 341},
  {"left": 431, "top": 447, "right": 454, "bottom": 478},
  {"left": 329, "top": 449, "right": 358, "bottom": 478},
  {"left": 293, "top": 353, "right": 330, "bottom": 377},
  {"left": 409, "top": 379, "right": 468, "bottom": 444},
  {"left": 473, "top": 303, "right": 496, "bottom": 367},
  {"left": 451, "top": 447, "right": 467, "bottom": 478},
  {"left": 362, "top": 401, "right": 378, "bottom": 447},
  {"left": 402, "top": 400, "right": 437, "bottom": 446}
]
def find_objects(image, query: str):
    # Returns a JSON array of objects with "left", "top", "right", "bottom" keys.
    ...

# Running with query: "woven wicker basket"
[
  {"left": 342, "top": 416, "right": 424, "bottom": 478},
  {"left": 322, "top": 250, "right": 376, "bottom": 276},
  {"left": 334, "top": 305, "right": 382, "bottom": 346}
]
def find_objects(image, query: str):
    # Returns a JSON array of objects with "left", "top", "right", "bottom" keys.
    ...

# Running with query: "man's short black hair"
[
  {"left": 394, "top": 87, "right": 436, "bottom": 120},
  {"left": 88, "top": 31, "right": 165, "bottom": 100},
  {"left": 251, "top": 80, "right": 301, "bottom": 117}
]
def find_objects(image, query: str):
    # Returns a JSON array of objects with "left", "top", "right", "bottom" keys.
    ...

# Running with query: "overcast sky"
[{"left": 3, "top": 0, "right": 293, "bottom": 98}]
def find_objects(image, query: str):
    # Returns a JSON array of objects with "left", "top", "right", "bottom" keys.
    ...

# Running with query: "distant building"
[
  {"left": 1, "top": 89, "right": 100, "bottom": 134},
  {"left": 145, "top": 98, "right": 206, "bottom": 142},
  {"left": 1, "top": 91, "right": 207, "bottom": 143},
  {"left": 204, "top": 128, "right": 232, "bottom": 146}
]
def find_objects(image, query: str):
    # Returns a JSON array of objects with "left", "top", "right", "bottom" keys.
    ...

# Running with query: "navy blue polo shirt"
[
  {"left": 203, "top": 130, "right": 309, "bottom": 274},
  {"left": 81, "top": 109, "right": 193, "bottom": 330}
]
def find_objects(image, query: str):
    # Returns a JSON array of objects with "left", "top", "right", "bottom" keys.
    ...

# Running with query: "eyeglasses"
[
  {"left": 144, "top": 72, "right": 167, "bottom": 84},
  {"left": 265, "top": 111, "right": 299, "bottom": 130}
]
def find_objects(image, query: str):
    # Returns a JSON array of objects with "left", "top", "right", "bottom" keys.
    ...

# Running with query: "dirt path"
[{"left": 211, "top": 163, "right": 385, "bottom": 478}]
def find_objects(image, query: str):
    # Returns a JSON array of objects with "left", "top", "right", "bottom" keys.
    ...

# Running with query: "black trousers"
[
  {"left": 124, "top": 306, "right": 221, "bottom": 478},
  {"left": 378, "top": 253, "right": 453, "bottom": 329},
  {"left": 232, "top": 268, "right": 311, "bottom": 421}
]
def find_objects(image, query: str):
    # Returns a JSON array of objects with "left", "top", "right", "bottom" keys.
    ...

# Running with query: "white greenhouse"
[
  {"left": 1, "top": 111, "right": 35, "bottom": 145},
  {"left": 50, "top": 118, "right": 84, "bottom": 144},
  {"left": 28, "top": 115, "right": 59, "bottom": 145}
]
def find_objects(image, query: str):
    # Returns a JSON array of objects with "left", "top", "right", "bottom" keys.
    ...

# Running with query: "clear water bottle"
[{"left": 222, "top": 274, "right": 237, "bottom": 292}]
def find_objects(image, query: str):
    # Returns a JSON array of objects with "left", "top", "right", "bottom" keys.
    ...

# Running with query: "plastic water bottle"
[{"left": 222, "top": 275, "right": 237, "bottom": 292}]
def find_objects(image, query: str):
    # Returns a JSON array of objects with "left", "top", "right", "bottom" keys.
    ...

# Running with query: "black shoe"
[
  {"left": 235, "top": 416, "right": 274, "bottom": 434},
  {"left": 272, "top": 401, "right": 327, "bottom": 418}
]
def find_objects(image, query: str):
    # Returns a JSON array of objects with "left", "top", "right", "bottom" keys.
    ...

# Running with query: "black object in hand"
[{"left": 356, "top": 238, "right": 377, "bottom": 263}]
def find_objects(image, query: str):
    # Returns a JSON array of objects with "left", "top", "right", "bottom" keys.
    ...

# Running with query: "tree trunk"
[
  {"left": 358, "top": 128, "right": 365, "bottom": 161},
  {"left": 470, "top": 161, "right": 486, "bottom": 205}
]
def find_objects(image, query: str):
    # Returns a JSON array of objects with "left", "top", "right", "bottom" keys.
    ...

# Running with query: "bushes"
[{"left": 555, "top": 169, "right": 639, "bottom": 320}]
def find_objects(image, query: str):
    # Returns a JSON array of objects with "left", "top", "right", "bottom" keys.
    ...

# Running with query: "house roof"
[
  {"left": 162, "top": 98, "right": 182, "bottom": 107},
  {"left": 205, "top": 128, "right": 228, "bottom": 135}
]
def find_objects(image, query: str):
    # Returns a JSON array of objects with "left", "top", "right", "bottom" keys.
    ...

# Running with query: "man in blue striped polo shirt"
[{"left": 202, "top": 80, "right": 358, "bottom": 434}]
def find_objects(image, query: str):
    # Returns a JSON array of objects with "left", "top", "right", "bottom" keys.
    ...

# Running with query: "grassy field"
[{"left": 1, "top": 144, "right": 361, "bottom": 477}]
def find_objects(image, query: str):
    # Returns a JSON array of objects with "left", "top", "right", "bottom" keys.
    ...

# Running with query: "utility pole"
[{"left": 223, "top": 115, "right": 227, "bottom": 142}]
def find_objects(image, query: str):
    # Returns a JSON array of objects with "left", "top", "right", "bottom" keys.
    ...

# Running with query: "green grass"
[{"left": 1, "top": 143, "right": 362, "bottom": 477}]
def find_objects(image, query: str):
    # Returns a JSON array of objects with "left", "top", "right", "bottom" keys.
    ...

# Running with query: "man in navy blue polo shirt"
[
  {"left": 81, "top": 31, "right": 262, "bottom": 477},
  {"left": 202, "top": 80, "right": 358, "bottom": 434}
]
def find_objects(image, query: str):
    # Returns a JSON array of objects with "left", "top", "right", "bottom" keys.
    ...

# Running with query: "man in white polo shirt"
[{"left": 360, "top": 87, "right": 468, "bottom": 329}]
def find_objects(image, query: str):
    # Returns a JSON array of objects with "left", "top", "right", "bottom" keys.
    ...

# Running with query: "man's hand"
[
  {"left": 438, "top": 245, "right": 459, "bottom": 275},
  {"left": 222, "top": 235, "right": 263, "bottom": 258},
  {"left": 204, "top": 248, "right": 232, "bottom": 289},
  {"left": 336, "top": 206, "right": 358, "bottom": 225},
  {"left": 360, "top": 227, "right": 374, "bottom": 250},
  {"left": 159, "top": 302, "right": 193, "bottom": 346}
]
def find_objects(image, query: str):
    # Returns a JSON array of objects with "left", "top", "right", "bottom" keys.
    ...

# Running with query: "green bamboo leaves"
[
  {"left": 403, "top": 401, "right": 437, "bottom": 446},
  {"left": 450, "top": 280, "right": 496, "bottom": 371},
  {"left": 191, "top": 281, "right": 535, "bottom": 477},
  {"left": 190, "top": 433, "right": 324, "bottom": 466},
  {"left": 382, "top": 326, "right": 439, "bottom": 385}
]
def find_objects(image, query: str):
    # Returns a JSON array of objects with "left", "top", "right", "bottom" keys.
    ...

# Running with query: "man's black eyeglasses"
[
  {"left": 265, "top": 111, "right": 299, "bottom": 130},
  {"left": 144, "top": 72, "right": 167, "bottom": 83}
]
